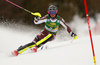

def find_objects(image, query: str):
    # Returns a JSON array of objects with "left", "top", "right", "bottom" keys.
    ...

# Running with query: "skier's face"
[
  {"left": 50, "top": 14, "right": 56, "bottom": 18},
  {"left": 49, "top": 11, "right": 57, "bottom": 18}
]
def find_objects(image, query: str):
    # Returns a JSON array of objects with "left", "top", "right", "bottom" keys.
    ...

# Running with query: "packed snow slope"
[
  {"left": 0, "top": 14, "right": 100, "bottom": 65},
  {"left": 0, "top": 24, "right": 100, "bottom": 65}
]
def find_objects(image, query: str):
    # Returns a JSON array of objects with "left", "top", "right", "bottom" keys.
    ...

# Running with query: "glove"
[
  {"left": 34, "top": 16, "right": 40, "bottom": 22},
  {"left": 34, "top": 16, "right": 40, "bottom": 20},
  {"left": 71, "top": 32, "right": 78, "bottom": 40}
]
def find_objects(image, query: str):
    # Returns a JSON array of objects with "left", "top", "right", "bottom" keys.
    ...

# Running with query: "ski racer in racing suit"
[{"left": 12, "top": 5, "right": 78, "bottom": 56}]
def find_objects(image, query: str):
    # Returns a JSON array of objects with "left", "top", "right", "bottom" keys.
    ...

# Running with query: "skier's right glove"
[
  {"left": 71, "top": 32, "right": 78, "bottom": 40},
  {"left": 34, "top": 16, "right": 40, "bottom": 22}
]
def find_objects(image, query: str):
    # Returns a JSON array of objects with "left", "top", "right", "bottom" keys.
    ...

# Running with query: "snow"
[{"left": 0, "top": 15, "right": 100, "bottom": 65}]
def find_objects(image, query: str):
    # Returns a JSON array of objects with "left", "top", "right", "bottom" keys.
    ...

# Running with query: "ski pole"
[
  {"left": 70, "top": 35, "right": 78, "bottom": 43},
  {"left": 6, "top": 0, "right": 41, "bottom": 17},
  {"left": 70, "top": 39, "right": 74, "bottom": 43}
]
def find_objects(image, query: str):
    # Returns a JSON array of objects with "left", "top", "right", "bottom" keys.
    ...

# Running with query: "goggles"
[{"left": 48, "top": 11, "right": 57, "bottom": 15}]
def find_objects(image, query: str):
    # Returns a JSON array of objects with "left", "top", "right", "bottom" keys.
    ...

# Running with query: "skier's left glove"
[{"left": 71, "top": 32, "right": 78, "bottom": 40}]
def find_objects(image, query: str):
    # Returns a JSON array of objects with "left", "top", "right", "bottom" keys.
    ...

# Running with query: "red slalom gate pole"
[{"left": 84, "top": 0, "right": 96, "bottom": 65}]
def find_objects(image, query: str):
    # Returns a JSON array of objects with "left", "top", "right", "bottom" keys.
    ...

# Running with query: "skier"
[{"left": 12, "top": 5, "right": 78, "bottom": 56}]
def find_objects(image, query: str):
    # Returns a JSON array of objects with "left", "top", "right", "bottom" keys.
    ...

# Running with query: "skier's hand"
[
  {"left": 34, "top": 16, "right": 40, "bottom": 20},
  {"left": 34, "top": 16, "right": 40, "bottom": 22},
  {"left": 71, "top": 32, "right": 78, "bottom": 40}
]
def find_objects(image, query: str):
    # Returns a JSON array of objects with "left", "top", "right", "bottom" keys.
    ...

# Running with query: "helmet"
[{"left": 47, "top": 5, "right": 58, "bottom": 15}]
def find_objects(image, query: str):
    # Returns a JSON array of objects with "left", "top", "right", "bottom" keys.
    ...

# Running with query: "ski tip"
[{"left": 11, "top": 50, "right": 19, "bottom": 56}]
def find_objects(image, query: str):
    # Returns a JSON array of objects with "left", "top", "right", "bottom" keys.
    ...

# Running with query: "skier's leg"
[
  {"left": 16, "top": 29, "right": 54, "bottom": 54},
  {"left": 36, "top": 33, "right": 56, "bottom": 50},
  {"left": 13, "top": 33, "right": 54, "bottom": 55},
  {"left": 17, "top": 42, "right": 36, "bottom": 54},
  {"left": 36, "top": 33, "right": 53, "bottom": 47},
  {"left": 31, "top": 33, "right": 53, "bottom": 52},
  {"left": 16, "top": 29, "right": 49, "bottom": 54},
  {"left": 32, "top": 29, "right": 54, "bottom": 48},
  {"left": 12, "top": 42, "right": 36, "bottom": 56},
  {"left": 16, "top": 29, "right": 46, "bottom": 54}
]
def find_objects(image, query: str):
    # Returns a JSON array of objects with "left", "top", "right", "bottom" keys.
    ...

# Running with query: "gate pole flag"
[{"left": 84, "top": 0, "right": 96, "bottom": 65}]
